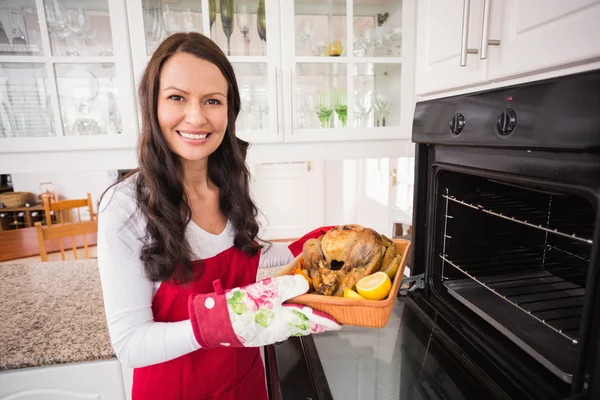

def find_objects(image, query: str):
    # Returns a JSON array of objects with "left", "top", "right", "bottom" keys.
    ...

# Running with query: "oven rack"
[
  {"left": 443, "top": 192, "right": 593, "bottom": 244},
  {"left": 440, "top": 245, "right": 588, "bottom": 344}
]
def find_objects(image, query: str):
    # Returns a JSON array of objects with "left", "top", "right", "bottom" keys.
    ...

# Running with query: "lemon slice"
[
  {"left": 356, "top": 272, "right": 392, "bottom": 300},
  {"left": 343, "top": 288, "right": 365, "bottom": 300}
]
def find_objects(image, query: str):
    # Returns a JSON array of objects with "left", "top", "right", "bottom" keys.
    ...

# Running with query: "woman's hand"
[{"left": 189, "top": 275, "right": 341, "bottom": 348}]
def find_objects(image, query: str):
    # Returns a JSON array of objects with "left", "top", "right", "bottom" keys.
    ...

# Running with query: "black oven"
[{"left": 409, "top": 69, "right": 600, "bottom": 400}]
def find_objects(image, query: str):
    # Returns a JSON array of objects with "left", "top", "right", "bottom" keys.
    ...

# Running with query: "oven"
[{"left": 409, "top": 69, "right": 600, "bottom": 400}]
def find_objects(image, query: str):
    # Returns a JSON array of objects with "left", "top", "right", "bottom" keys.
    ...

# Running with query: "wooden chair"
[
  {"left": 42, "top": 193, "right": 95, "bottom": 226},
  {"left": 35, "top": 220, "right": 98, "bottom": 262}
]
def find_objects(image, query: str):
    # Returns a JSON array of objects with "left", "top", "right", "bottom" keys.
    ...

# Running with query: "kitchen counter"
[{"left": 0, "top": 260, "right": 115, "bottom": 370}]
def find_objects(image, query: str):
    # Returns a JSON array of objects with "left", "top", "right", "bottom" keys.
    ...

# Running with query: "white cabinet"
[
  {"left": 415, "top": 0, "right": 600, "bottom": 96},
  {"left": 487, "top": 0, "right": 600, "bottom": 80},
  {"left": 251, "top": 161, "right": 324, "bottom": 239},
  {"left": 0, "top": 359, "right": 127, "bottom": 400},
  {"left": 415, "top": 0, "right": 486, "bottom": 95},
  {"left": 0, "top": 0, "right": 138, "bottom": 153}
]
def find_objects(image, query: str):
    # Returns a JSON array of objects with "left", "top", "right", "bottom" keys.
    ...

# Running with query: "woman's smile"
[{"left": 177, "top": 129, "right": 212, "bottom": 143}]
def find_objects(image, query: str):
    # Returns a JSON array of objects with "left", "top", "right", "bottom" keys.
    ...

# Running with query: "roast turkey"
[{"left": 301, "top": 224, "right": 397, "bottom": 296}]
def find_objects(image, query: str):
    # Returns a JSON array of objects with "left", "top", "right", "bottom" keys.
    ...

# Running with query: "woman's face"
[{"left": 157, "top": 52, "right": 229, "bottom": 166}]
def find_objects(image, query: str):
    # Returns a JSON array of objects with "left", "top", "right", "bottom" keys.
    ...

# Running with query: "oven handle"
[
  {"left": 460, "top": 0, "right": 479, "bottom": 66},
  {"left": 480, "top": 0, "right": 501, "bottom": 59}
]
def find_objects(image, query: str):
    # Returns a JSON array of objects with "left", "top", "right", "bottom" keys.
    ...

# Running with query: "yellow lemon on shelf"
[
  {"left": 356, "top": 272, "right": 392, "bottom": 300},
  {"left": 343, "top": 288, "right": 365, "bottom": 300}
]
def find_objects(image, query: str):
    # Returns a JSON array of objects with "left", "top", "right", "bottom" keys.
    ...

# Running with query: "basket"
[
  {"left": 277, "top": 238, "right": 412, "bottom": 328},
  {"left": 0, "top": 192, "right": 33, "bottom": 208}
]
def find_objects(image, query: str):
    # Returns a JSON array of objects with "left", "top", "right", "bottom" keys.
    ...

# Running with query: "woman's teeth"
[{"left": 178, "top": 131, "right": 208, "bottom": 140}]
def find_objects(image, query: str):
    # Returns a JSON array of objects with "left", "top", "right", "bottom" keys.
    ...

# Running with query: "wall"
[{"left": 10, "top": 170, "right": 118, "bottom": 214}]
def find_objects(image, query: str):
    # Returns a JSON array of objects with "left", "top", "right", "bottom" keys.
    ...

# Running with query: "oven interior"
[{"left": 431, "top": 170, "right": 596, "bottom": 385}]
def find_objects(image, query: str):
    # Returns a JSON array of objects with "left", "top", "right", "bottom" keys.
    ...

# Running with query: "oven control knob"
[
  {"left": 449, "top": 113, "right": 465, "bottom": 135},
  {"left": 496, "top": 108, "right": 517, "bottom": 135}
]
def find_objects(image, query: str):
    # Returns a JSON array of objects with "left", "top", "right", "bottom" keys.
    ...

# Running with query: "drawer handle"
[
  {"left": 460, "top": 0, "right": 479, "bottom": 67},
  {"left": 274, "top": 66, "right": 279, "bottom": 134},
  {"left": 480, "top": 0, "right": 501, "bottom": 60}
]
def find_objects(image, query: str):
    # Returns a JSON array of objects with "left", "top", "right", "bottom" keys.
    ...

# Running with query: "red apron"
[{"left": 132, "top": 247, "right": 268, "bottom": 400}]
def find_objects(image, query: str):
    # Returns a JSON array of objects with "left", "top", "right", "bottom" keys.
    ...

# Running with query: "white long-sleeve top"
[{"left": 97, "top": 175, "right": 295, "bottom": 369}]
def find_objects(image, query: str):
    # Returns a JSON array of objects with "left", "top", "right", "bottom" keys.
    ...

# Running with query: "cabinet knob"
[
  {"left": 449, "top": 113, "right": 466, "bottom": 135},
  {"left": 496, "top": 108, "right": 517, "bottom": 136}
]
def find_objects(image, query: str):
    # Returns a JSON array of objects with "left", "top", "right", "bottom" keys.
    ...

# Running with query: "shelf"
[
  {"left": 443, "top": 192, "right": 594, "bottom": 244},
  {"left": 294, "top": 56, "right": 403, "bottom": 64},
  {"left": 444, "top": 276, "right": 578, "bottom": 383},
  {"left": 440, "top": 244, "right": 588, "bottom": 345}
]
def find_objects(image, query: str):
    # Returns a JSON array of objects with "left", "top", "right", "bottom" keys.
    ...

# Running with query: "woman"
[{"left": 97, "top": 32, "right": 340, "bottom": 400}]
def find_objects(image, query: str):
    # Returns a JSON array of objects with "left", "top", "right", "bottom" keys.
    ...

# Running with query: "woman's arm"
[
  {"left": 97, "top": 185, "right": 200, "bottom": 368},
  {"left": 258, "top": 241, "right": 295, "bottom": 269}
]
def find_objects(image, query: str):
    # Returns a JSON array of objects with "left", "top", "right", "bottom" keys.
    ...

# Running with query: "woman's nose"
[{"left": 184, "top": 101, "right": 207, "bottom": 127}]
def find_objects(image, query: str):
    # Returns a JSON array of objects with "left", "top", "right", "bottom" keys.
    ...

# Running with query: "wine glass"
[
  {"left": 314, "top": 91, "right": 333, "bottom": 128},
  {"left": 375, "top": 94, "right": 391, "bottom": 126},
  {"left": 220, "top": 0, "right": 234, "bottom": 56},
  {"left": 333, "top": 89, "right": 347, "bottom": 128},
  {"left": 209, "top": 0, "right": 216, "bottom": 34},
  {"left": 257, "top": 0, "right": 266, "bottom": 55},
  {"left": 236, "top": 2, "right": 252, "bottom": 56}
]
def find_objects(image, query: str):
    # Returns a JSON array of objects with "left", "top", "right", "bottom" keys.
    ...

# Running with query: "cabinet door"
[
  {"left": 487, "top": 0, "right": 600, "bottom": 80},
  {"left": 415, "top": 0, "right": 486, "bottom": 95},
  {"left": 251, "top": 162, "right": 324, "bottom": 240},
  {"left": 0, "top": 359, "right": 127, "bottom": 400},
  {"left": 280, "top": 0, "right": 411, "bottom": 143}
]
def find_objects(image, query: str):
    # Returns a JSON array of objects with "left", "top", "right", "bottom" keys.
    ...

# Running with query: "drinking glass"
[
  {"left": 237, "top": 2, "right": 252, "bottom": 56},
  {"left": 257, "top": 0, "right": 266, "bottom": 55},
  {"left": 333, "top": 90, "right": 347, "bottom": 128},
  {"left": 209, "top": 0, "right": 216, "bottom": 33},
  {"left": 314, "top": 91, "right": 333, "bottom": 128},
  {"left": 220, "top": 0, "right": 234, "bottom": 56}
]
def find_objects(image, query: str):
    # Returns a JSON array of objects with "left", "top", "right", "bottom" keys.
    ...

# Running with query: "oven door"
[{"left": 410, "top": 144, "right": 600, "bottom": 400}]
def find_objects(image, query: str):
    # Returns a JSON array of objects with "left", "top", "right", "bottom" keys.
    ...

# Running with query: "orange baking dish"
[{"left": 278, "top": 239, "right": 411, "bottom": 328}]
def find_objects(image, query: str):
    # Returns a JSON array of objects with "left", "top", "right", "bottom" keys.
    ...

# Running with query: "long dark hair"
[{"left": 103, "top": 32, "right": 260, "bottom": 284}]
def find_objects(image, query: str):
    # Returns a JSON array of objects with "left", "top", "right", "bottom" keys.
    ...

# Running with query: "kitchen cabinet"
[
  {"left": 414, "top": 0, "right": 487, "bottom": 95},
  {"left": 415, "top": 0, "right": 600, "bottom": 96},
  {"left": 0, "top": 359, "right": 127, "bottom": 400},
  {"left": 251, "top": 161, "right": 324, "bottom": 239},
  {"left": 0, "top": 0, "right": 138, "bottom": 153},
  {"left": 126, "top": 0, "right": 416, "bottom": 144},
  {"left": 487, "top": 0, "right": 600, "bottom": 80}
]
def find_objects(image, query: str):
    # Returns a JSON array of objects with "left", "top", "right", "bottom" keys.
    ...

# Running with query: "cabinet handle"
[
  {"left": 480, "top": 0, "right": 501, "bottom": 59},
  {"left": 460, "top": 0, "right": 479, "bottom": 67},
  {"left": 289, "top": 68, "right": 294, "bottom": 134},
  {"left": 274, "top": 67, "right": 280, "bottom": 134}
]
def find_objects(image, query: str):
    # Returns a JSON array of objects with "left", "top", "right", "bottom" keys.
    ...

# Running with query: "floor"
[{"left": 0, "top": 246, "right": 98, "bottom": 265}]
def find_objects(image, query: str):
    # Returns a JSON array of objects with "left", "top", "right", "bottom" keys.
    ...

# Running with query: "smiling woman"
[
  {"left": 96, "top": 32, "right": 340, "bottom": 400},
  {"left": 158, "top": 53, "right": 229, "bottom": 161}
]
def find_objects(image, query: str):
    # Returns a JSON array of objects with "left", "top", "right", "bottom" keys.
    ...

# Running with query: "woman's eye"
[
  {"left": 169, "top": 95, "right": 184, "bottom": 101},
  {"left": 206, "top": 99, "right": 221, "bottom": 105}
]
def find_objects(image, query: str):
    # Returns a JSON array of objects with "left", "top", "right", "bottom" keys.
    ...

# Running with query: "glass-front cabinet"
[
  {"left": 0, "top": 0, "right": 137, "bottom": 152},
  {"left": 280, "top": 0, "right": 413, "bottom": 142},
  {"left": 127, "top": 0, "right": 414, "bottom": 144},
  {"left": 0, "top": 0, "right": 414, "bottom": 155}
]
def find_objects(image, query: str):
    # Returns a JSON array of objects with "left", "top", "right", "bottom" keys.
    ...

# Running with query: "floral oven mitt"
[{"left": 188, "top": 275, "right": 341, "bottom": 348}]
